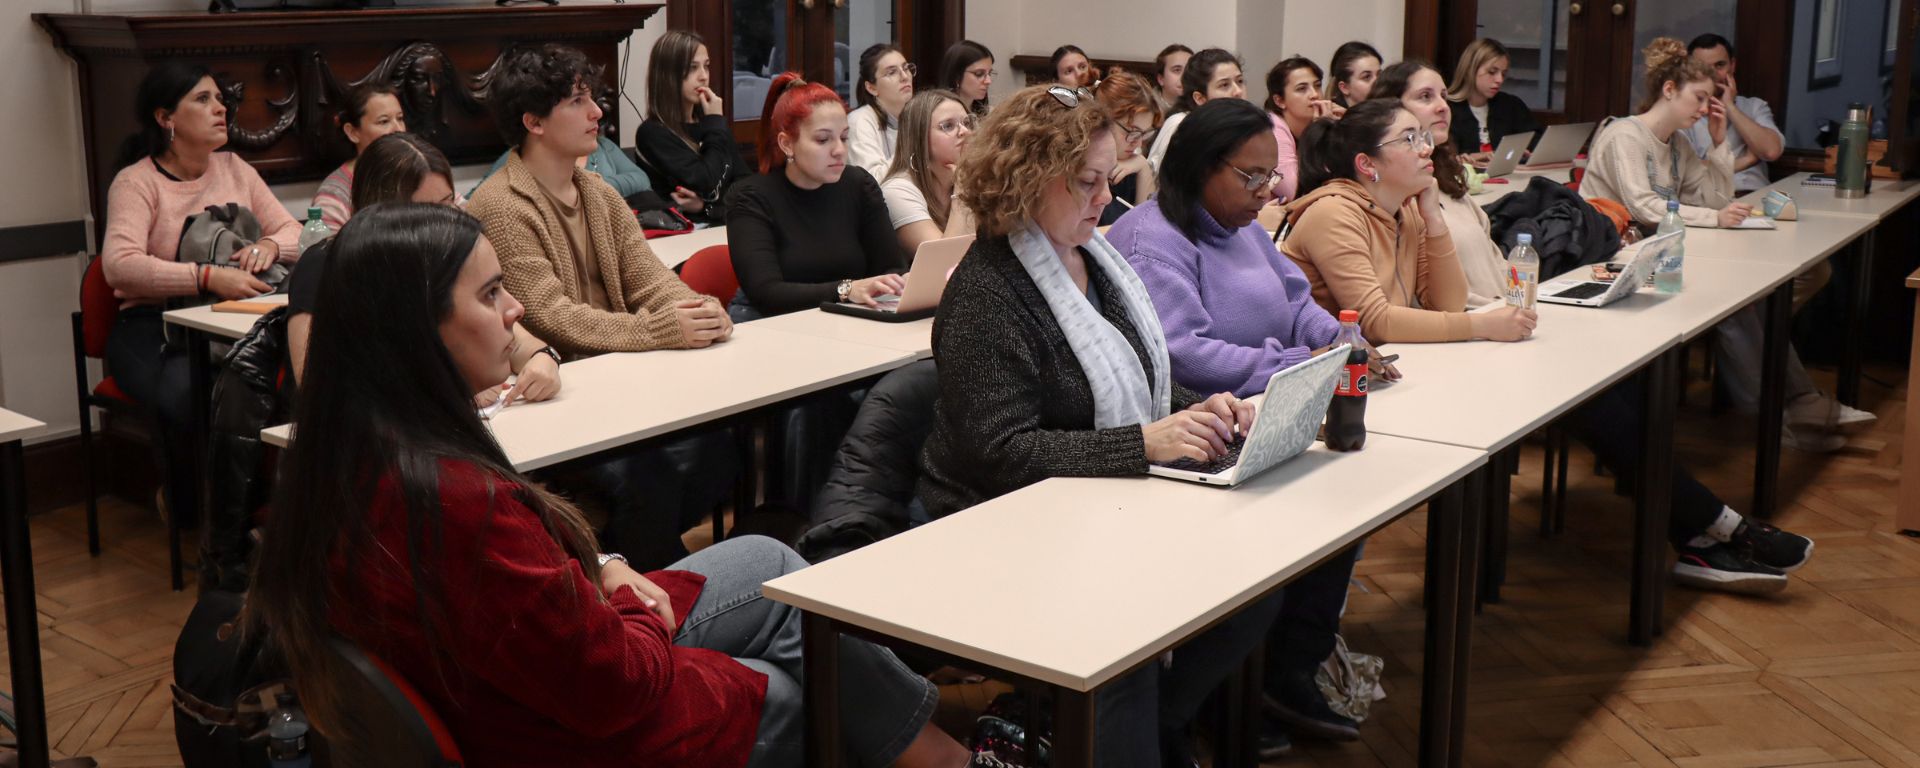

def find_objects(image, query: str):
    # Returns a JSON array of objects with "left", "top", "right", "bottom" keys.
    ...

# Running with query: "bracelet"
[
  {"left": 596, "top": 552, "right": 628, "bottom": 567},
  {"left": 198, "top": 264, "right": 210, "bottom": 293}
]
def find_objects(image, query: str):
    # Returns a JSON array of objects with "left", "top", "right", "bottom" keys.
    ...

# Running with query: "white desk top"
[
  {"left": 648, "top": 226, "right": 729, "bottom": 270},
  {"left": 1680, "top": 209, "right": 1875, "bottom": 273},
  {"left": 743, "top": 309, "right": 934, "bottom": 360},
  {"left": 0, "top": 409, "right": 46, "bottom": 444},
  {"left": 161, "top": 294, "right": 292, "bottom": 341},
  {"left": 264, "top": 324, "right": 913, "bottom": 470},
  {"left": 1740, "top": 172, "right": 1920, "bottom": 222},
  {"left": 763, "top": 434, "right": 1486, "bottom": 692},
  {"left": 1469, "top": 167, "right": 1575, "bottom": 207}
]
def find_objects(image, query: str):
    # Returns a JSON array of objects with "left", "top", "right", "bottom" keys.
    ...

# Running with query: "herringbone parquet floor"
[{"left": 9, "top": 365, "right": 1919, "bottom": 767}]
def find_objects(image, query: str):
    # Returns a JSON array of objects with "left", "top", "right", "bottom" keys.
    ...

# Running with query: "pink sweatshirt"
[{"left": 102, "top": 153, "right": 302, "bottom": 306}]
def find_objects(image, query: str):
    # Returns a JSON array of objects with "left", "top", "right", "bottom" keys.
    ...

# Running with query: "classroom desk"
[
  {"left": 648, "top": 225, "right": 728, "bottom": 270},
  {"left": 162, "top": 293, "right": 290, "bottom": 342},
  {"left": 1740, "top": 171, "right": 1920, "bottom": 221},
  {"left": 742, "top": 308, "right": 934, "bottom": 360},
  {"left": 1468, "top": 167, "right": 1575, "bottom": 207},
  {"left": 0, "top": 409, "right": 50, "bottom": 768},
  {"left": 764, "top": 435, "right": 1489, "bottom": 768}
]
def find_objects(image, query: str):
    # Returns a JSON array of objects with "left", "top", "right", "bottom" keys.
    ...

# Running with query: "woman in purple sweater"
[{"left": 1107, "top": 98, "right": 1369, "bottom": 756}]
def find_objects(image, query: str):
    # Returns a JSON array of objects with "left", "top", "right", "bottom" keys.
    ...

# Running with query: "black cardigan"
[
  {"left": 918, "top": 234, "right": 1203, "bottom": 518},
  {"left": 1445, "top": 91, "right": 1541, "bottom": 154},
  {"left": 633, "top": 115, "right": 751, "bottom": 221}
]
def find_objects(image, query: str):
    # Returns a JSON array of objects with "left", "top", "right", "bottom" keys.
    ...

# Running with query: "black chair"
[{"left": 322, "top": 637, "right": 464, "bottom": 768}]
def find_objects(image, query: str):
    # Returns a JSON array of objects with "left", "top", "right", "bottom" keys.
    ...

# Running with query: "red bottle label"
[{"left": 1335, "top": 364, "right": 1368, "bottom": 396}]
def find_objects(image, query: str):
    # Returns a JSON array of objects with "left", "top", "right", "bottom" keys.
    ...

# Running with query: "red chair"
[
  {"left": 677, "top": 244, "right": 739, "bottom": 304},
  {"left": 72, "top": 257, "right": 143, "bottom": 558},
  {"left": 324, "top": 637, "right": 464, "bottom": 767}
]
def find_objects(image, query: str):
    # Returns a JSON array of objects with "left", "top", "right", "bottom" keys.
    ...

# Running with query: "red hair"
[{"left": 758, "top": 72, "right": 846, "bottom": 174}]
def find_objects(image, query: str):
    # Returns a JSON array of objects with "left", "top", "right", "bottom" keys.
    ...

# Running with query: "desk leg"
[
  {"left": 1754, "top": 283, "right": 1791, "bottom": 520},
  {"left": 1479, "top": 449, "right": 1513, "bottom": 604},
  {"left": 1838, "top": 230, "right": 1874, "bottom": 406},
  {"left": 181, "top": 329, "right": 213, "bottom": 592},
  {"left": 725, "top": 417, "right": 757, "bottom": 543},
  {"left": 1632, "top": 348, "right": 1679, "bottom": 646},
  {"left": 803, "top": 612, "right": 841, "bottom": 768},
  {"left": 2, "top": 438, "right": 51, "bottom": 768},
  {"left": 1051, "top": 688, "right": 1096, "bottom": 768},
  {"left": 1422, "top": 474, "right": 1472, "bottom": 768}
]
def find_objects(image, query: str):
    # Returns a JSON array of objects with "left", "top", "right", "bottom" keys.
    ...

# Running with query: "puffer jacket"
[
  {"left": 202, "top": 307, "right": 291, "bottom": 593},
  {"left": 1484, "top": 175, "right": 1622, "bottom": 280},
  {"left": 797, "top": 359, "right": 938, "bottom": 562}
]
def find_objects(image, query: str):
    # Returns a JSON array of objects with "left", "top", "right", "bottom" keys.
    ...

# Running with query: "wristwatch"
[
  {"left": 596, "top": 552, "right": 628, "bottom": 568},
  {"left": 836, "top": 279, "right": 853, "bottom": 303},
  {"left": 532, "top": 345, "right": 562, "bottom": 367}
]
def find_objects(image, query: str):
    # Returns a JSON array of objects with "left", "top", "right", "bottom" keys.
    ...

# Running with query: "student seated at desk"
[
  {"left": 1146, "top": 48, "right": 1245, "bottom": 173},
  {"left": 1325, "top": 41, "right": 1381, "bottom": 109},
  {"left": 310, "top": 82, "right": 407, "bottom": 231},
  {"left": 1374, "top": 62, "right": 1820, "bottom": 594},
  {"left": 1051, "top": 44, "right": 1096, "bottom": 88},
  {"left": 248, "top": 203, "right": 1012, "bottom": 768},
  {"left": 1444, "top": 38, "right": 1541, "bottom": 164},
  {"left": 1091, "top": 70, "right": 1163, "bottom": 225},
  {"left": 103, "top": 62, "right": 303, "bottom": 527},
  {"left": 1580, "top": 38, "right": 1872, "bottom": 450},
  {"left": 634, "top": 30, "right": 752, "bottom": 224},
  {"left": 922, "top": 84, "right": 1271, "bottom": 766},
  {"left": 1280, "top": 99, "right": 1537, "bottom": 343},
  {"left": 1153, "top": 44, "right": 1194, "bottom": 107},
  {"left": 1686, "top": 34, "right": 1784, "bottom": 195},
  {"left": 848, "top": 44, "right": 916, "bottom": 182},
  {"left": 939, "top": 39, "right": 996, "bottom": 117},
  {"left": 1262, "top": 56, "right": 1340, "bottom": 207},
  {"left": 881, "top": 89, "right": 978, "bottom": 256},
  {"left": 727, "top": 73, "right": 905, "bottom": 319},
  {"left": 467, "top": 134, "right": 654, "bottom": 204},
  {"left": 1108, "top": 98, "right": 1385, "bottom": 754}
]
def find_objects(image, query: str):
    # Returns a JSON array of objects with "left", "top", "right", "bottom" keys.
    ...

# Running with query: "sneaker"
[
  {"left": 1783, "top": 424, "right": 1847, "bottom": 453},
  {"left": 968, "top": 752, "right": 1028, "bottom": 768},
  {"left": 1255, "top": 714, "right": 1295, "bottom": 760},
  {"left": 1266, "top": 671, "right": 1361, "bottom": 742},
  {"left": 1673, "top": 540, "right": 1789, "bottom": 594},
  {"left": 1786, "top": 394, "right": 1878, "bottom": 434},
  {"left": 1731, "top": 520, "right": 1814, "bottom": 573},
  {"left": 971, "top": 694, "right": 1049, "bottom": 766}
]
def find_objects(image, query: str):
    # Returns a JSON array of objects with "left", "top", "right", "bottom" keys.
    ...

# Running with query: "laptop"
[
  {"left": 1536, "top": 230, "right": 1679, "bottom": 307},
  {"left": 819, "top": 234, "right": 973, "bottom": 322},
  {"left": 1482, "top": 130, "right": 1535, "bottom": 178},
  {"left": 1518, "top": 122, "right": 1596, "bottom": 168},
  {"left": 1148, "top": 345, "right": 1349, "bottom": 487}
]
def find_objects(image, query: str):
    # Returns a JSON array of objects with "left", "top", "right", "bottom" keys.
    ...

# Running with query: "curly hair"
[
  {"left": 488, "top": 44, "right": 604, "bottom": 147},
  {"left": 1639, "top": 36, "right": 1714, "bottom": 113},
  {"left": 956, "top": 85, "right": 1113, "bottom": 237}
]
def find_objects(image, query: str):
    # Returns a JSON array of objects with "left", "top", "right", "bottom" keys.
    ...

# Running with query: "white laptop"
[
  {"left": 1536, "top": 230, "right": 1679, "bottom": 307},
  {"left": 819, "top": 234, "right": 973, "bottom": 322},
  {"left": 1518, "top": 122, "right": 1596, "bottom": 168},
  {"left": 1482, "top": 130, "right": 1535, "bottom": 178},
  {"left": 1148, "top": 345, "right": 1349, "bottom": 487}
]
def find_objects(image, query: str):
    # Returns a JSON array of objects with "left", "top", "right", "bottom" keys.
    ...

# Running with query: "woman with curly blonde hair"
[{"left": 919, "top": 84, "right": 1271, "bottom": 763}]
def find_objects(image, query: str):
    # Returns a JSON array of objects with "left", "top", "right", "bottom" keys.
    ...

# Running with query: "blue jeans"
[{"left": 103, "top": 308, "right": 197, "bottom": 516}]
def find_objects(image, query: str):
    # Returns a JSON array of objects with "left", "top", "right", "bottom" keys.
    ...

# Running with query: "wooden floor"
[{"left": 8, "top": 364, "right": 1919, "bottom": 767}]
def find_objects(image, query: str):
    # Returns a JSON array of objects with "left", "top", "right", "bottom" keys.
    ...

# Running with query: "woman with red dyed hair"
[{"left": 724, "top": 72, "right": 906, "bottom": 319}]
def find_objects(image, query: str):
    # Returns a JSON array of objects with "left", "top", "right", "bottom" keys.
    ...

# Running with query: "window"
[{"left": 1811, "top": 0, "right": 1845, "bottom": 88}]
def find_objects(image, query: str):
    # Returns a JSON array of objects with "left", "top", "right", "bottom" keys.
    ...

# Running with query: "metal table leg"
[
  {"left": 1753, "top": 282, "right": 1792, "bottom": 519},
  {"left": 2, "top": 438, "right": 50, "bottom": 768},
  {"left": 1838, "top": 230, "right": 1875, "bottom": 406},
  {"left": 803, "top": 612, "right": 841, "bottom": 767},
  {"left": 1421, "top": 473, "right": 1473, "bottom": 768},
  {"left": 1632, "top": 347, "right": 1679, "bottom": 646}
]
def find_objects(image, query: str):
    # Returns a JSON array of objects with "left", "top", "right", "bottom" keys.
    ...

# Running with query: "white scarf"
[{"left": 1009, "top": 219, "right": 1172, "bottom": 429}]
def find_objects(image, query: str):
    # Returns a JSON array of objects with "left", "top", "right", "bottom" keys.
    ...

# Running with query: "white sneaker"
[
  {"left": 1785, "top": 394, "right": 1877, "bottom": 435},
  {"left": 1783, "top": 424, "right": 1846, "bottom": 453}
]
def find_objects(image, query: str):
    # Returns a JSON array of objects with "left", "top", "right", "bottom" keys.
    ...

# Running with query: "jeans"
[
  {"left": 1265, "top": 546, "right": 1361, "bottom": 689},
  {"left": 669, "top": 536, "right": 939, "bottom": 768},
  {"left": 1563, "top": 376, "right": 1725, "bottom": 545},
  {"left": 542, "top": 429, "right": 738, "bottom": 571},
  {"left": 1715, "top": 303, "right": 1819, "bottom": 414},
  {"left": 103, "top": 307, "right": 198, "bottom": 517}
]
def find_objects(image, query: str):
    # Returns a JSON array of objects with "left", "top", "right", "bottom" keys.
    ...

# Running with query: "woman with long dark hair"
[
  {"left": 848, "top": 43, "right": 917, "bottom": 180},
  {"left": 1324, "top": 41, "right": 1381, "bottom": 107},
  {"left": 939, "top": 39, "right": 996, "bottom": 116},
  {"left": 1145, "top": 48, "right": 1245, "bottom": 171},
  {"left": 310, "top": 81, "right": 405, "bottom": 231},
  {"left": 634, "top": 30, "right": 751, "bottom": 222}
]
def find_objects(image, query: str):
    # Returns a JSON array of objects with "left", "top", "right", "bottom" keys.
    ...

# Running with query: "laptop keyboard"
[
  {"left": 1156, "top": 435, "right": 1246, "bottom": 476},
  {"left": 1550, "top": 282, "right": 1610, "bottom": 300}
]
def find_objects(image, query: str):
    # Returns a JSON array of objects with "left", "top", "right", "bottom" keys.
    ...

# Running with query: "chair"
[
  {"left": 323, "top": 637, "right": 464, "bottom": 768},
  {"left": 678, "top": 245, "right": 739, "bottom": 303},
  {"left": 71, "top": 257, "right": 164, "bottom": 562}
]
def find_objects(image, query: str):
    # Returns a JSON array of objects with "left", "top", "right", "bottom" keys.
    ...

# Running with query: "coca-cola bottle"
[{"left": 1325, "top": 310, "right": 1368, "bottom": 451}]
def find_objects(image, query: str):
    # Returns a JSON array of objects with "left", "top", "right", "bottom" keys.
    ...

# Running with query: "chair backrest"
[
  {"left": 79, "top": 257, "right": 120, "bottom": 359},
  {"left": 322, "top": 637, "right": 463, "bottom": 768},
  {"left": 678, "top": 244, "right": 739, "bottom": 303}
]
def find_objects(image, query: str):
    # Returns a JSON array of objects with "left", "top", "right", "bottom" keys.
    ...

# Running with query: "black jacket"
[
  {"left": 1484, "top": 175, "right": 1623, "bottom": 279},
  {"left": 798, "top": 359, "right": 939, "bottom": 562},
  {"left": 918, "top": 235, "right": 1202, "bottom": 518},
  {"left": 1447, "top": 92, "right": 1541, "bottom": 153},
  {"left": 202, "top": 307, "right": 292, "bottom": 592},
  {"left": 633, "top": 115, "right": 751, "bottom": 223}
]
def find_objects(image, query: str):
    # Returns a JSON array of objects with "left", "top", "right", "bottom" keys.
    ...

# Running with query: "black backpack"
[{"left": 171, "top": 590, "right": 287, "bottom": 768}]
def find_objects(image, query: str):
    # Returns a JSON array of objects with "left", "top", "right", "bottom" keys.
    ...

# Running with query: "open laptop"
[
  {"left": 1518, "top": 122, "right": 1596, "bottom": 168},
  {"left": 1536, "top": 230, "right": 1679, "bottom": 307},
  {"left": 819, "top": 234, "right": 973, "bottom": 322},
  {"left": 1148, "top": 345, "right": 1349, "bottom": 487},
  {"left": 1482, "top": 130, "right": 1535, "bottom": 178}
]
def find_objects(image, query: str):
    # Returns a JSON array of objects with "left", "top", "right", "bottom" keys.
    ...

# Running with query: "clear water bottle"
[
  {"left": 1654, "top": 199, "right": 1686, "bottom": 293},
  {"left": 267, "top": 692, "right": 312, "bottom": 768},
  {"left": 1504, "top": 233, "right": 1539, "bottom": 310},
  {"left": 298, "top": 207, "right": 331, "bottom": 256}
]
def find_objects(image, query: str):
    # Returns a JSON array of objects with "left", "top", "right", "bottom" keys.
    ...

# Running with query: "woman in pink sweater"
[{"left": 101, "top": 62, "right": 301, "bottom": 521}]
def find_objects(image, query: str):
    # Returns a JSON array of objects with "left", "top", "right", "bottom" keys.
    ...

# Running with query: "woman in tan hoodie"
[{"left": 1279, "top": 99, "right": 1535, "bottom": 343}]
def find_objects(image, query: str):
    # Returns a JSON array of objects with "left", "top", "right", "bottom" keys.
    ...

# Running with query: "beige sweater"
[
  {"left": 468, "top": 150, "right": 716, "bottom": 355},
  {"left": 1440, "top": 193, "right": 1508, "bottom": 308},
  {"left": 1580, "top": 115, "right": 1736, "bottom": 228},
  {"left": 1281, "top": 179, "right": 1472, "bottom": 343}
]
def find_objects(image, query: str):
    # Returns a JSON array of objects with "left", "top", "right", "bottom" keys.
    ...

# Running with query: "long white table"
[
  {"left": 648, "top": 225, "right": 728, "bottom": 270},
  {"left": 743, "top": 308, "right": 934, "bottom": 360},
  {"left": 765, "top": 435, "right": 1489, "bottom": 767},
  {"left": 1468, "top": 166, "right": 1574, "bottom": 207},
  {"left": 0, "top": 409, "right": 51, "bottom": 767},
  {"left": 1740, "top": 171, "right": 1920, "bottom": 222},
  {"left": 162, "top": 293, "right": 290, "bottom": 342}
]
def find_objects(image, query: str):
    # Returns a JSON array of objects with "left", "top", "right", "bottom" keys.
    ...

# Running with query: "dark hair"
[
  {"left": 351, "top": 133, "right": 453, "bottom": 209},
  {"left": 855, "top": 43, "right": 907, "bottom": 129},
  {"left": 1051, "top": 44, "right": 1090, "bottom": 79},
  {"left": 339, "top": 81, "right": 400, "bottom": 131},
  {"left": 1687, "top": 32, "right": 1735, "bottom": 58},
  {"left": 487, "top": 44, "right": 603, "bottom": 147},
  {"left": 116, "top": 62, "right": 215, "bottom": 171},
  {"left": 1156, "top": 99, "right": 1275, "bottom": 239},
  {"left": 646, "top": 30, "right": 709, "bottom": 146},
  {"left": 1296, "top": 98, "right": 1405, "bottom": 198},
  {"left": 1156, "top": 44, "right": 1194, "bottom": 78},
  {"left": 1327, "top": 41, "right": 1383, "bottom": 107},
  {"left": 1370, "top": 60, "right": 1468, "bottom": 199},
  {"left": 939, "top": 39, "right": 996, "bottom": 116},
  {"left": 1176, "top": 48, "right": 1242, "bottom": 114},
  {"left": 1264, "top": 56, "right": 1323, "bottom": 116},
  {"left": 245, "top": 202, "right": 604, "bottom": 745}
]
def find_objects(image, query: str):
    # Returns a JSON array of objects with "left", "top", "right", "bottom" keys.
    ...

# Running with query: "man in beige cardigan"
[{"left": 469, "top": 45, "right": 731, "bottom": 357}]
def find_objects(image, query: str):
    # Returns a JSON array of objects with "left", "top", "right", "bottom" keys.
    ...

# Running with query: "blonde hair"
[
  {"left": 886, "top": 89, "right": 966, "bottom": 230},
  {"left": 1446, "top": 38, "right": 1509, "bottom": 103},
  {"left": 1639, "top": 36, "right": 1714, "bottom": 113},
  {"left": 955, "top": 85, "right": 1113, "bottom": 237}
]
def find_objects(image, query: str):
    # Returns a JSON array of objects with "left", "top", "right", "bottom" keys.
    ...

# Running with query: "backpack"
[
  {"left": 171, "top": 590, "right": 288, "bottom": 768},
  {"left": 167, "top": 204, "right": 291, "bottom": 345}
]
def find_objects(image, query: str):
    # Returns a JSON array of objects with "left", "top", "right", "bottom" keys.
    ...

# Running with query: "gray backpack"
[{"left": 166, "top": 204, "right": 290, "bottom": 345}]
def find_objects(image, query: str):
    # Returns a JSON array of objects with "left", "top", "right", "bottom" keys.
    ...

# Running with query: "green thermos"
[{"left": 1836, "top": 102, "right": 1871, "bottom": 199}]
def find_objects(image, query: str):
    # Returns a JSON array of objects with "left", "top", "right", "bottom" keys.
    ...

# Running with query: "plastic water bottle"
[
  {"left": 1654, "top": 199, "right": 1686, "bottom": 293},
  {"left": 298, "top": 207, "right": 331, "bottom": 256},
  {"left": 1504, "top": 233, "right": 1539, "bottom": 310},
  {"left": 1325, "top": 310, "right": 1368, "bottom": 452},
  {"left": 267, "top": 692, "right": 312, "bottom": 768}
]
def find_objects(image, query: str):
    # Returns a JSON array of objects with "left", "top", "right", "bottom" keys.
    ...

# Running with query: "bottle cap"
[
  {"left": 1667, "top": 199, "right": 1680, "bottom": 211},
  {"left": 1516, "top": 233, "right": 1532, "bottom": 245},
  {"left": 1338, "top": 309, "right": 1359, "bottom": 323},
  {"left": 307, "top": 206, "right": 324, "bottom": 219}
]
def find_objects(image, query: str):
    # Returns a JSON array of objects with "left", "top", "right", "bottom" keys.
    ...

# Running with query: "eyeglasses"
[
  {"left": 1373, "top": 129, "right": 1436, "bottom": 152},
  {"left": 1048, "top": 85, "right": 1094, "bottom": 108},
  {"left": 935, "top": 115, "right": 978, "bottom": 135},
  {"left": 880, "top": 62, "right": 918, "bottom": 81},
  {"left": 1119, "top": 124, "right": 1152, "bottom": 144},
  {"left": 967, "top": 68, "right": 998, "bottom": 79},
  {"left": 1227, "top": 165, "right": 1285, "bottom": 192}
]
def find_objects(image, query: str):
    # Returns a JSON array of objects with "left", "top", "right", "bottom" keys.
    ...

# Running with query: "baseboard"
[{"left": 23, "top": 428, "right": 160, "bottom": 517}]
